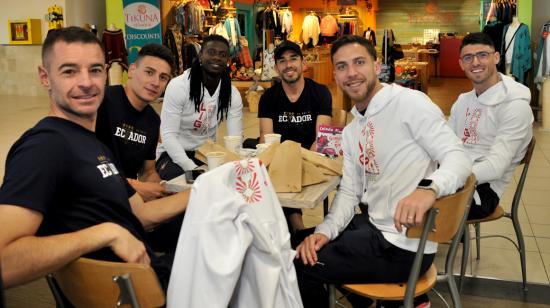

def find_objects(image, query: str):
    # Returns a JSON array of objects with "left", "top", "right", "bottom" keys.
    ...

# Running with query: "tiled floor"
[{"left": 2, "top": 77, "right": 550, "bottom": 307}]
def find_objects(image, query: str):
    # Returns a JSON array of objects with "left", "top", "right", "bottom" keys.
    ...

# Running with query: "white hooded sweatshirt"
[
  {"left": 167, "top": 158, "right": 303, "bottom": 308},
  {"left": 448, "top": 73, "right": 533, "bottom": 202},
  {"left": 158, "top": 69, "right": 243, "bottom": 170},
  {"left": 315, "top": 84, "right": 472, "bottom": 254}
]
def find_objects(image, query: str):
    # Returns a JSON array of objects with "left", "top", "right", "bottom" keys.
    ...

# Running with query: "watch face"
[{"left": 418, "top": 179, "right": 433, "bottom": 187}]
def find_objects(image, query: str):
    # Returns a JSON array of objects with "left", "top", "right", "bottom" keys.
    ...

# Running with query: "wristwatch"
[{"left": 418, "top": 179, "right": 439, "bottom": 198}]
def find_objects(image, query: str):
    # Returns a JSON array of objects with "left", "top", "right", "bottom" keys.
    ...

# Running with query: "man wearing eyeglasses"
[{"left": 449, "top": 32, "right": 533, "bottom": 219}]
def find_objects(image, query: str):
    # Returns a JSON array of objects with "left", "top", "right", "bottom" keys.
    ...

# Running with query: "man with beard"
[
  {"left": 294, "top": 35, "right": 472, "bottom": 308},
  {"left": 258, "top": 40, "right": 332, "bottom": 151},
  {"left": 449, "top": 32, "right": 533, "bottom": 220},
  {"left": 257, "top": 41, "right": 332, "bottom": 238},
  {"left": 0, "top": 27, "right": 190, "bottom": 290},
  {"left": 156, "top": 35, "right": 243, "bottom": 180}
]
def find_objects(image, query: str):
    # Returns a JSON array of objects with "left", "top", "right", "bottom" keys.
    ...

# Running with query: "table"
[{"left": 277, "top": 175, "right": 341, "bottom": 216}]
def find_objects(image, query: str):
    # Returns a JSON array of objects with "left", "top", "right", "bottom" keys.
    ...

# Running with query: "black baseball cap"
[{"left": 274, "top": 41, "right": 303, "bottom": 60}]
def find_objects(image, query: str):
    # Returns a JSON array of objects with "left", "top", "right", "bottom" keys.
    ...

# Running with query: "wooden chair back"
[
  {"left": 53, "top": 257, "right": 165, "bottom": 308},
  {"left": 520, "top": 137, "right": 535, "bottom": 165},
  {"left": 407, "top": 174, "right": 477, "bottom": 243}
]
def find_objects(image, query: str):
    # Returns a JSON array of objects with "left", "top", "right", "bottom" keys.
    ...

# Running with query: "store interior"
[{"left": 2, "top": 0, "right": 550, "bottom": 307}]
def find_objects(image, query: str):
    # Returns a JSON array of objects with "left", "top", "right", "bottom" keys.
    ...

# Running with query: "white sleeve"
[
  {"left": 473, "top": 101, "right": 533, "bottom": 184},
  {"left": 226, "top": 87, "right": 243, "bottom": 137},
  {"left": 404, "top": 94, "right": 472, "bottom": 197},
  {"left": 160, "top": 78, "right": 198, "bottom": 171},
  {"left": 447, "top": 99, "right": 459, "bottom": 134},
  {"left": 315, "top": 127, "right": 358, "bottom": 240}
]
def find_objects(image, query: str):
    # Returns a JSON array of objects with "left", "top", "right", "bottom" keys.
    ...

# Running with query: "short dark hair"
[
  {"left": 135, "top": 43, "right": 175, "bottom": 73},
  {"left": 330, "top": 35, "right": 377, "bottom": 62},
  {"left": 201, "top": 34, "right": 230, "bottom": 50},
  {"left": 460, "top": 32, "right": 496, "bottom": 52},
  {"left": 42, "top": 26, "right": 103, "bottom": 66}
]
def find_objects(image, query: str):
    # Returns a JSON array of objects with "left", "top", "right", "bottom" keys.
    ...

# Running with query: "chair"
[
  {"left": 48, "top": 257, "right": 165, "bottom": 308},
  {"left": 460, "top": 137, "right": 535, "bottom": 291},
  {"left": 329, "top": 174, "right": 476, "bottom": 308},
  {"left": 331, "top": 109, "right": 348, "bottom": 127}
]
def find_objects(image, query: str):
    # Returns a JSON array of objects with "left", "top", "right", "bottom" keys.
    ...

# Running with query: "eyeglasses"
[{"left": 460, "top": 51, "right": 495, "bottom": 64}]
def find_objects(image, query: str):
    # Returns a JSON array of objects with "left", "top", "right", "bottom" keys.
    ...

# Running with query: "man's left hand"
[{"left": 394, "top": 189, "right": 436, "bottom": 232}]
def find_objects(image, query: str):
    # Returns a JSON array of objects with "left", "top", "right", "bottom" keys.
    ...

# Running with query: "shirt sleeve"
[
  {"left": 0, "top": 132, "right": 66, "bottom": 214},
  {"left": 403, "top": 93, "right": 472, "bottom": 197},
  {"left": 225, "top": 86, "right": 243, "bottom": 136},
  {"left": 160, "top": 77, "right": 197, "bottom": 171},
  {"left": 473, "top": 100, "right": 533, "bottom": 184}
]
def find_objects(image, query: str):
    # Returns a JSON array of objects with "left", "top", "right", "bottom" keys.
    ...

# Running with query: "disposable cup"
[
  {"left": 206, "top": 151, "right": 226, "bottom": 171},
  {"left": 264, "top": 133, "right": 281, "bottom": 145}
]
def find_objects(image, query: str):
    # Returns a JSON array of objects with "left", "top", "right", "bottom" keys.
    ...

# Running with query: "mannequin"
[{"left": 504, "top": 16, "right": 521, "bottom": 75}]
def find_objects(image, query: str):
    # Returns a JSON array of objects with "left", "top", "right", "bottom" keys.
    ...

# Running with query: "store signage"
[{"left": 123, "top": 0, "right": 162, "bottom": 64}]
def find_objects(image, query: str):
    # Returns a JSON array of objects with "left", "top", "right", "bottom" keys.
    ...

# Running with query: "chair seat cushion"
[{"left": 341, "top": 264, "right": 437, "bottom": 300}]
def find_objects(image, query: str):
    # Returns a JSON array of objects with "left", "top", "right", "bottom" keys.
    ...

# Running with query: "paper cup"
[
  {"left": 256, "top": 143, "right": 270, "bottom": 154},
  {"left": 206, "top": 151, "right": 226, "bottom": 171},
  {"left": 264, "top": 133, "right": 281, "bottom": 145},
  {"left": 224, "top": 135, "right": 243, "bottom": 154}
]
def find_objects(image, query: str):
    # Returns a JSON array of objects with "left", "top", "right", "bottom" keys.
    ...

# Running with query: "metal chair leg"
[
  {"left": 511, "top": 215, "right": 528, "bottom": 291},
  {"left": 474, "top": 223, "right": 481, "bottom": 260},
  {"left": 328, "top": 284, "right": 336, "bottom": 308},
  {"left": 459, "top": 225, "right": 470, "bottom": 291}
]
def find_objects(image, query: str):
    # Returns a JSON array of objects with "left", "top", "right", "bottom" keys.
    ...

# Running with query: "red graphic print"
[
  {"left": 236, "top": 171, "right": 262, "bottom": 203},
  {"left": 358, "top": 121, "right": 380, "bottom": 175},
  {"left": 462, "top": 107, "right": 482, "bottom": 144}
]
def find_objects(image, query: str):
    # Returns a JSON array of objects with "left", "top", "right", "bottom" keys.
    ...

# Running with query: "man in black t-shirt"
[
  {"left": 258, "top": 41, "right": 332, "bottom": 237},
  {"left": 258, "top": 41, "right": 332, "bottom": 151},
  {"left": 96, "top": 44, "right": 174, "bottom": 201},
  {"left": 0, "top": 27, "right": 189, "bottom": 290}
]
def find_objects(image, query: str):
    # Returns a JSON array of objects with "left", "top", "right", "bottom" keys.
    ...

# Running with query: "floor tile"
[
  {"left": 525, "top": 205, "right": 550, "bottom": 225},
  {"left": 531, "top": 224, "right": 550, "bottom": 239},
  {"left": 536, "top": 238, "right": 550, "bottom": 254},
  {"left": 470, "top": 248, "right": 549, "bottom": 284}
]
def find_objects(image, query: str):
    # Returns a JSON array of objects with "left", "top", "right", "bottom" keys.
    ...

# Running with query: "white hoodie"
[
  {"left": 167, "top": 158, "right": 303, "bottom": 308},
  {"left": 448, "top": 73, "right": 533, "bottom": 202},
  {"left": 158, "top": 69, "right": 243, "bottom": 170},
  {"left": 315, "top": 84, "right": 472, "bottom": 254}
]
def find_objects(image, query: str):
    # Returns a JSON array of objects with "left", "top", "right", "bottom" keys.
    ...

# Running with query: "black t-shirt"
[
  {"left": 0, "top": 117, "right": 148, "bottom": 262},
  {"left": 96, "top": 85, "right": 160, "bottom": 178},
  {"left": 258, "top": 78, "right": 332, "bottom": 149}
]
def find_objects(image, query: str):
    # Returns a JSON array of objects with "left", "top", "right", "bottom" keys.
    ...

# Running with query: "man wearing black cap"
[{"left": 258, "top": 40, "right": 333, "bottom": 237}]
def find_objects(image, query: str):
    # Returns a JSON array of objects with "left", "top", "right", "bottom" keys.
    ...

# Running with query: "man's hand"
[
  {"left": 108, "top": 223, "right": 150, "bottom": 264},
  {"left": 394, "top": 189, "right": 436, "bottom": 232},
  {"left": 295, "top": 233, "right": 329, "bottom": 266},
  {"left": 129, "top": 179, "right": 167, "bottom": 201}
]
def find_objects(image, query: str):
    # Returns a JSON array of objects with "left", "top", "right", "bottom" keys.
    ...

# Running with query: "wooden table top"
[{"left": 277, "top": 175, "right": 341, "bottom": 209}]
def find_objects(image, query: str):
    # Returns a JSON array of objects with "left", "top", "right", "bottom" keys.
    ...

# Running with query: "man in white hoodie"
[
  {"left": 294, "top": 35, "right": 472, "bottom": 308},
  {"left": 449, "top": 32, "right": 533, "bottom": 219}
]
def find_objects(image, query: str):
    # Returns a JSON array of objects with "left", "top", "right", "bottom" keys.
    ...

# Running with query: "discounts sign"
[{"left": 122, "top": 0, "right": 162, "bottom": 64}]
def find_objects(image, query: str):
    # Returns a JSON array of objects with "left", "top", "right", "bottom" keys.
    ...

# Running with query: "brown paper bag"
[
  {"left": 196, "top": 140, "right": 240, "bottom": 164},
  {"left": 256, "top": 143, "right": 278, "bottom": 167},
  {"left": 302, "top": 160, "right": 328, "bottom": 186},
  {"left": 268, "top": 141, "right": 302, "bottom": 192},
  {"left": 300, "top": 148, "right": 343, "bottom": 175}
]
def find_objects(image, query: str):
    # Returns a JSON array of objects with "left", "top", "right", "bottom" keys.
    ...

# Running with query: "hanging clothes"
[
  {"left": 320, "top": 15, "right": 338, "bottom": 37},
  {"left": 182, "top": 42, "right": 199, "bottom": 71},
  {"left": 501, "top": 22, "right": 532, "bottom": 85},
  {"left": 224, "top": 16, "right": 242, "bottom": 58},
  {"left": 209, "top": 21, "right": 230, "bottom": 41},
  {"left": 238, "top": 36, "right": 254, "bottom": 68},
  {"left": 261, "top": 46, "right": 277, "bottom": 81},
  {"left": 164, "top": 24, "right": 185, "bottom": 75},
  {"left": 280, "top": 9, "right": 293, "bottom": 37},
  {"left": 302, "top": 14, "right": 320, "bottom": 46},
  {"left": 176, "top": 1, "right": 205, "bottom": 35},
  {"left": 256, "top": 7, "right": 282, "bottom": 39},
  {"left": 535, "top": 21, "right": 550, "bottom": 89},
  {"left": 102, "top": 28, "right": 128, "bottom": 71},
  {"left": 364, "top": 28, "right": 376, "bottom": 46},
  {"left": 483, "top": 19, "right": 504, "bottom": 54}
]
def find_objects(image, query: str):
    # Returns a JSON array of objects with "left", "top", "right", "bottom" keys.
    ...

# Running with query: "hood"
[
  {"left": 350, "top": 83, "right": 407, "bottom": 119},
  {"left": 476, "top": 73, "right": 531, "bottom": 106}
]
